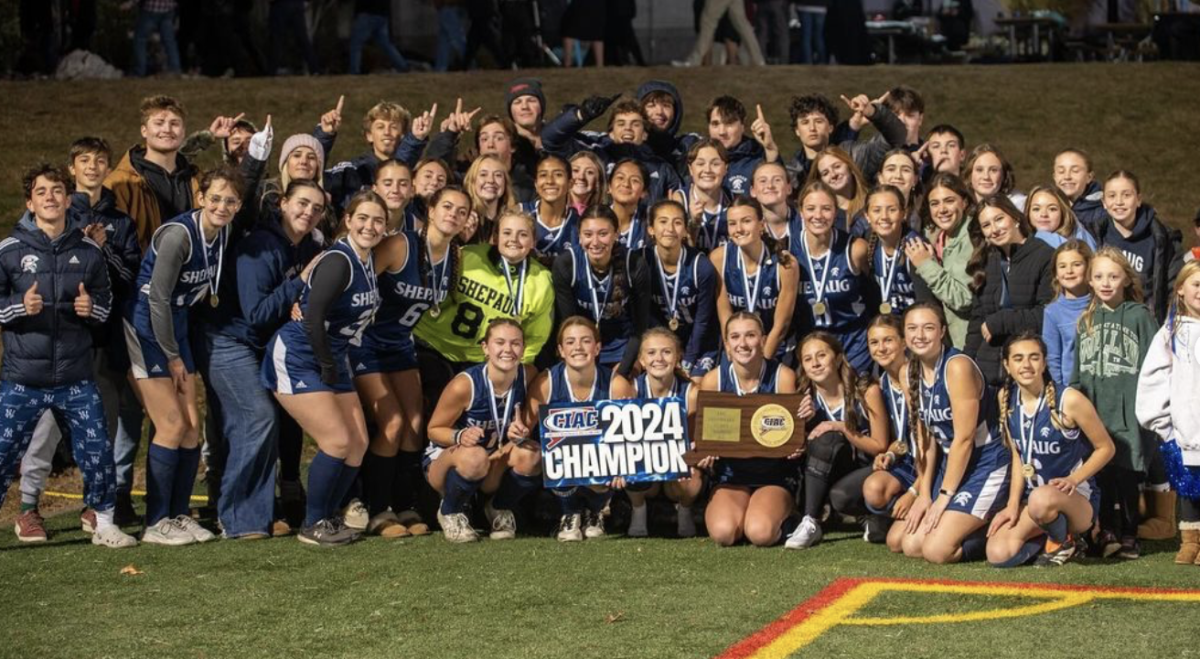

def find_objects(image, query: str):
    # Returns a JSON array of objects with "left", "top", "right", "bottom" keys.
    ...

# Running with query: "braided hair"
[
  {"left": 903, "top": 303, "right": 949, "bottom": 459},
  {"left": 797, "top": 331, "right": 873, "bottom": 432},
  {"left": 998, "top": 332, "right": 1065, "bottom": 454},
  {"left": 863, "top": 183, "right": 908, "bottom": 277}
]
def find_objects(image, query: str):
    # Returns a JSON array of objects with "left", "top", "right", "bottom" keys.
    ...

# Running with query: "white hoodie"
[{"left": 1137, "top": 315, "right": 1200, "bottom": 466}]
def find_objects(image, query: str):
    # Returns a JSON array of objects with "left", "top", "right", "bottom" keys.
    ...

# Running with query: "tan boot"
[
  {"left": 1177, "top": 527, "right": 1200, "bottom": 565},
  {"left": 1138, "top": 490, "right": 1178, "bottom": 540}
]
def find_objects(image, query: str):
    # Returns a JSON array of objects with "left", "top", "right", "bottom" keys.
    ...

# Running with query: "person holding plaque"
[
  {"left": 633, "top": 199, "right": 719, "bottom": 379},
  {"left": 859, "top": 315, "right": 926, "bottom": 552},
  {"left": 896, "top": 303, "right": 1010, "bottom": 564},
  {"left": 711, "top": 197, "right": 798, "bottom": 361},
  {"left": 698, "top": 312, "right": 801, "bottom": 547},
  {"left": 793, "top": 181, "right": 873, "bottom": 374},
  {"left": 985, "top": 333, "right": 1113, "bottom": 568},
  {"left": 785, "top": 332, "right": 888, "bottom": 549},
  {"left": 350, "top": 186, "right": 468, "bottom": 538},
  {"left": 552, "top": 205, "right": 651, "bottom": 378},
  {"left": 614, "top": 328, "right": 704, "bottom": 538},
  {"left": 528, "top": 317, "right": 634, "bottom": 542},
  {"left": 425, "top": 319, "right": 539, "bottom": 543}
]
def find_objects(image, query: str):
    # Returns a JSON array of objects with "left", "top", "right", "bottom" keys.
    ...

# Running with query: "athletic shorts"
[
  {"left": 124, "top": 312, "right": 195, "bottom": 379},
  {"left": 349, "top": 333, "right": 419, "bottom": 376},
  {"left": 261, "top": 324, "right": 354, "bottom": 394},
  {"left": 933, "top": 441, "right": 1011, "bottom": 520}
]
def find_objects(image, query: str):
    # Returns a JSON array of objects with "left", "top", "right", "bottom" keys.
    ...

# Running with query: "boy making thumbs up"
[{"left": 0, "top": 164, "right": 134, "bottom": 549}]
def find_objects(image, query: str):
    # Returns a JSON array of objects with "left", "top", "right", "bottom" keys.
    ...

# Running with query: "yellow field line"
[
  {"left": 844, "top": 592, "right": 1094, "bottom": 626},
  {"left": 749, "top": 582, "right": 882, "bottom": 659},
  {"left": 43, "top": 490, "right": 209, "bottom": 504}
]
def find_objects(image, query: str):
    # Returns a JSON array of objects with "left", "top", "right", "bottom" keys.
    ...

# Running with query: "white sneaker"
[
  {"left": 784, "top": 516, "right": 822, "bottom": 550},
  {"left": 342, "top": 499, "right": 369, "bottom": 531},
  {"left": 676, "top": 505, "right": 697, "bottom": 538},
  {"left": 174, "top": 515, "right": 216, "bottom": 543},
  {"left": 92, "top": 525, "right": 138, "bottom": 548},
  {"left": 484, "top": 501, "right": 517, "bottom": 540},
  {"left": 436, "top": 505, "right": 478, "bottom": 543},
  {"left": 556, "top": 514, "right": 583, "bottom": 542},
  {"left": 583, "top": 510, "right": 606, "bottom": 539},
  {"left": 627, "top": 504, "right": 648, "bottom": 538},
  {"left": 141, "top": 518, "right": 195, "bottom": 546}
]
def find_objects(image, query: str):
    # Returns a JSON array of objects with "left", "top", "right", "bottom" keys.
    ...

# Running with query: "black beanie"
[{"left": 505, "top": 77, "right": 546, "bottom": 120}]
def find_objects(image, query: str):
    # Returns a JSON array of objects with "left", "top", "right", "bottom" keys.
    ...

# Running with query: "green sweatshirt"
[
  {"left": 1070, "top": 300, "right": 1159, "bottom": 472},
  {"left": 914, "top": 217, "right": 975, "bottom": 348}
]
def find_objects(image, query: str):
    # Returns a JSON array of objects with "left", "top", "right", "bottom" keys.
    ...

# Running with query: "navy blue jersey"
[
  {"left": 401, "top": 199, "right": 424, "bottom": 233},
  {"left": 765, "top": 207, "right": 805, "bottom": 263},
  {"left": 565, "top": 245, "right": 635, "bottom": 367},
  {"left": 722, "top": 243, "right": 784, "bottom": 338},
  {"left": 717, "top": 356, "right": 783, "bottom": 395},
  {"left": 916, "top": 348, "right": 998, "bottom": 452},
  {"left": 614, "top": 206, "right": 647, "bottom": 251},
  {"left": 296, "top": 239, "right": 380, "bottom": 350},
  {"left": 1004, "top": 384, "right": 1093, "bottom": 498},
  {"left": 523, "top": 199, "right": 580, "bottom": 258},
  {"left": 796, "top": 228, "right": 871, "bottom": 372},
  {"left": 880, "top": 371, "right": 917, "bottom": 457},
  {"left": 635, "top": 372, "right": 692, "bottom": 410},
  {"left": 363, "top": 231, "right": 454, "bottom": 347},
  {"left": 548, "top": 362, "right": 614, "bottom": 404},
  {"left": 637, "top": 245, "right": 719, "bottom": 375},
  {"left": 811, "top": 390, "right": 871, "bottom": 436},
  {"left": 677, "top": 183, "right": 730, "bottom": 253},
  {"left": 451, "top": 363, "right": 528, "bottom": 452},
  {"left": 134, "top": 210, "right": 227, "bottom": 311},
  {"left": 871, "top": 231, "right": 921, "bottom": 316}
]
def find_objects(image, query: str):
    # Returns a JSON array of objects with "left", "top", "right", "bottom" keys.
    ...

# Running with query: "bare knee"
[
  {"left": 707, "top": 517, "right": 743, "bottom": 546},
  {"left": 986, "top": 538, "right": 1019, "bottom": 565},
  {"left": 454, "top": 447, "right": 490, "bottom": 481},
  {"left": 901, "top": 533, "right": 925, "bottom": 558},
  {"left": 510, "top": 446, "right": 542, "bottom": 476},
  {"left": 1026, "top": 487, "right": 1058, "bottom": 524},
  {"left": 744, "top": 517, "right": 782, "bottom": 547},
  {"left": 923, "top": 540, "right": 960, "bottom": 565}
]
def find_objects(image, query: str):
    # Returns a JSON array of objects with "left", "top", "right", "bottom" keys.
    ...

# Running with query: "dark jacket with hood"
[
  {"left": 1070, "top": 181, "right": 1107, "bottom": 234},
  {"left": 965, "top": 236, "right": 1056, "bottom": 386},
  {"left": 637, "top": 80, "right": 688, "bottom": 176},
  {"left": 1093, "top": 205, "right": 1182, "bottom": 324},
  {"left": 105, "top": 145, "right": 200, "bottom": 250},
  {"left": 787, "top": 103, "right": 908, "bottom": 186},
  {"left": 69, "top": 190, "right": 141, "bottom": 369},
  {"left": 0, "top": 214, "right": 112, "bottom": 388}
]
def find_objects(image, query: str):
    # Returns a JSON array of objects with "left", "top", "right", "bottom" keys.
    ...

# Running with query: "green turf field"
[{"left": 0, "top": 506, "right": 1195, "bottom": 659}]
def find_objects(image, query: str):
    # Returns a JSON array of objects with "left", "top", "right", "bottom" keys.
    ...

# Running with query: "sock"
[
  {"left": 331, "top": 464, "right": 361, "bottom": 520},
  {"left": 992, "top": 538, "right": 1044, "bottom": 568},
  {"left": 361, "top": 451, "right": 395, "bottom": 517},
  {"left": 392, "top": 450, "right": 423, "bottom": 513},
  {"left": 19, "top": 499, "right": 38, "bottom": 513},
  {"left": 94, "top": 507, "right": 115, "bottom": 532},
  {"left": 145, "top": 444, "right": 179, "bottom": 525},
  {"left": 1040, "top": 512, "right": 1069, "bottom": 543},
  {"left": 440, "top": 468, "right": 482, "bottom": 515},
  {"left": 960, "top": 528, "right": 989, "bottom": 562},
  {"left": 170, "top": 446, "right": 201, "bottom": 518},
  {"left": 804, "top": 473, "right": 830, "bottom": 519},
  {"left": 492, "top": 470, "right": 541, "bottom": 510},
  {"left": 305, "top": 451, "right": 344, "bottom": 527},
  {"left": 554, "top": 487, "right": 583, "bottom": 516},
  {"left": 580, "top": 487, "right": 612, "bottom": 514}
]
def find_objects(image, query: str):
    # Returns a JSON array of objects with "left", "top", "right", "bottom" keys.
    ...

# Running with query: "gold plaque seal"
[{"left": 750, "top": 404, "right": 794, "bottom": 448}]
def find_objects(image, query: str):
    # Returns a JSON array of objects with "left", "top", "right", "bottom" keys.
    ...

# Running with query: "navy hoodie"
[
  {"left": 637, "top": 80, "right": 687, "bottom": 174},
  {"left": 0, "top": 214, "right": 112, "bottom": 388},
  {"left": 1094, "top": 204, "right": 1182, "bottom": 324},
  {"left": 69, "top": 189, "right": 141, "bottom": 369},
  {"left": 1070, "top": 181, "right": 1106, "bottom": 234},
  {"left": 214, "top": 216, "right": 323, "bottom": 351}
]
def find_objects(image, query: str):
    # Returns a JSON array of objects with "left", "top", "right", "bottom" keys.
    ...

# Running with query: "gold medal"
[
  {"left": 1022, "top": 463, "right": 1035, "bottom": 479},
  {"left": 668, "top": 317, "right": 680, "bottom": 331},
  {"left": 889, "top": 440, "right": 908, "bottom": 457},
  {"left": 429, "top": 305, "right": 441, "bottom": 318},
  {"left": 813, "top": 301, "right": 827, "bottom": 316},
  {"left": 880, "top": 302, "right": 892, "bottom": 315},
  {"left": 209, "top": 293, "right": 219, "bottom": 308}
]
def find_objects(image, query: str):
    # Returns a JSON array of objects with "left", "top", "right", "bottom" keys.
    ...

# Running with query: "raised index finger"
[
  {"left": 756, "top": 104, "right": 765, "bottom": 122},
  {"left": 429, "top": 102, "right": 438, "bottom": 118},
  {"left": 455, "top": 97, "right": 464, "bottom": 115},
  {"left": 839, "top": 94, "right": 853, "bottom": 108},
  {"left": 232, "top": 112, "right": 247, "bottom": 123},
  {"left": 335, "top": 95, "right": 345, "bottom": 114}
]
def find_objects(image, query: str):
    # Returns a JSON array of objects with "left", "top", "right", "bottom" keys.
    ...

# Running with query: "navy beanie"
[{"left": 505, "top": 77, "right": 546, "bottom": 120}]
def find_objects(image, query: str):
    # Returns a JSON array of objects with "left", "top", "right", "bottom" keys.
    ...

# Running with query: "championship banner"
[{"left": 540, "top": 397, "right": 691, "bottom": 488}]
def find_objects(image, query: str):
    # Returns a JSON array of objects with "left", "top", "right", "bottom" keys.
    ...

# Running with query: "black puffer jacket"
[
  {"left": 0, "top": 214, "right": 112, "bottom": 388},
  {"left": 965, "top": 237, "right": 1055, "bottom": 385}
]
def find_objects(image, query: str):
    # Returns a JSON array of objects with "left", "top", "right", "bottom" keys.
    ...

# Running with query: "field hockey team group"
[{"left": 4, "top": 77, "right": 1200, "bottom": 569}]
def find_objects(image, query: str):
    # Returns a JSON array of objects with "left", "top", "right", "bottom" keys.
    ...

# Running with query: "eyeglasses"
[{"left": 207, "top": 195, "right": 241, "bottom": 209}]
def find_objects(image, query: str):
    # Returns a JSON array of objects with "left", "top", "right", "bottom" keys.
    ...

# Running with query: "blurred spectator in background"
[
  {"left": 269, "top": 0, "right": 321, "bottom": 75},
  {"left": 678, "top": 0, "right": 766, "bottom": 66},
  {"left": 67, "top": 0, "right": 99, "bottom": 52},
  {"left": 349, "top": 0, "right": 411, "bottom": 74},
  {"left": 937, "top": 0, "right": 974, "bottom": 52},
  {"left": 561, "top": 0, "right": 606, "bottom": 67},
  {"left": 133, "top": 0, "right": 182, "bottom": 76},
  {"left": 434, "top": 0, "right": 468, "bottom": 71},
  {"left": 466, "top": 0, "right": 508, "bottom": 68},
  {"left": 793, "top": 0, "right": 828, "bottom": 64},
  {"left": 17, "top": 0, "right": 57, "bottom": 77},
  {"left": 605, "top": 0, "right": 645, "bottom": 66},
  {"left": 754, "top": 0, "right": 789, "bottom": 64},
  {"left": 501, "top": 0, "right": 539, "bottom": 67}
]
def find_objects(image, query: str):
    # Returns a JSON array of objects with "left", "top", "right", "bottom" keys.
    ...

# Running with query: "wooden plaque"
[{"left": 684, "top": 391, "right": 807, "bottom": 464}]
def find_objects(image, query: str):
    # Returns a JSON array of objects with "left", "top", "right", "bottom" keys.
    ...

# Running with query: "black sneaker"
[
  {"left": 298, "top": 518, "right": 361, "bottom": 547},
  {"left": 861, "top": 514, "right": 889, "bottom": 544},
  {"left": 1096, "top": 530, "right": 1121, "bottom": 558},
  {"left": 1035, "top": 536, "right": 1078, "bottom": 567},
  {"left": 1116, "top": 535, "right": 1140, "bottom": 560}
]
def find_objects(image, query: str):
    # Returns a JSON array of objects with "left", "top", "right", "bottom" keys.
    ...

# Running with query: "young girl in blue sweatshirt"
[{"left": 1043, "top": 240, "right": 1093, "bottom": 387}]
